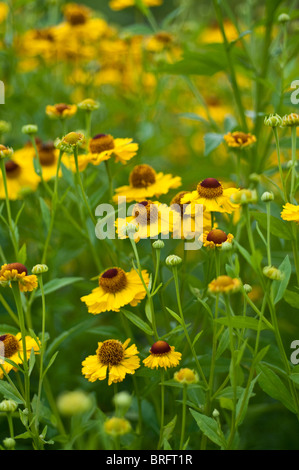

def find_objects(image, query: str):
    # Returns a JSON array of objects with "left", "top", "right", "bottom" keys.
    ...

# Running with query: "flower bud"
[
  {"left": 263, "top": 265, "right": 284, "bottom": 281},
  {"left": 152, "top": 240, "right": 164, "bottom": 250},
  {"left": 174, "top": 368, "right": 199, "bottom": 385},
  {"left": 3, "top": 437, "right": 16, "bottom": 449},
  {"left": 78, "top": 98, "right": 100, "bottom": 111},
  {"left": 278, "top": 13, "right": 290, "bottom": 23},
  {"left": 0, "top": 145, "right": 13, "bottom": 160},
  {"left": 22, "top": 124, "right": 38, "bottom": 135},
  {"left": 220, "top": 240, "right": 233, "bottom": 252},
  {"left": 104, "top": 417, "right": 131, "bottom": 437},
  {"left": 231, "top": 189, "right": 257, "bottom": 205},
  {"left": 122, "top": 222, "right": 139, "bottom": 239},
  {"left": 32, "top": 264, "right": 49, "bottom": 275},
  {"left": 249, "top": 173, "right": 261, "bottom": 183},
  {"left": 113, "top": 391, "right": 132, "bottom": 410},
  {"left": 57, "top": 390, "right": 93, "bottom": 416},
  {"left": 0, "top": 121, "right": 11, "bottom": 135},
  {"left": 212, "top": 409, "right": 220, "bottom": 418},
  {"left": 0, "top": 399, "right": 18, "bottom": 413},
  {"left": 264, "top": 113, "right": 282, "bottom": 128},
  {"left": 243, "top": 283, "right": 252, "bottom": 294},
  {"left": 261, "top": 191, "right": 274, "bottom": 202},
  {"left": 282, "top": 113, "right": 299, "bottom": 127},
  {"left": 165, "top": 254, "right": 182, "bottom": 267}
]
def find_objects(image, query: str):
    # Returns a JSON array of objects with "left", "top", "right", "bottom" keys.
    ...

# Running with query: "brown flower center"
[
  {"left": 3, "top": 263, "right": 28, "bottom": 275},
  {"left": 38, "top": 141, "right": 56, "bottom": 166},
  {"left": 155, "top": 32, "right": 173, "bottom": 44},
  {"left": 231, "top": 132, "right": 250, "bottom": 144},
  {"left": 64, "top": 5, "right": 90, "bottom": 26},
  {"left": 5, "top": 160, "right": 21, "bottom": 178},
  {"left": 197, "top": 178, "right": 223, "bottom": 199},
  {"left": 170, "top": 191, "right": 189, "bottom": 216},
  {"left": 0, "top": 334, "right": 20, "bottom": 358},
  {"left": 129, "top": 164, "right": 156, "bottom": 188},
  {"left": 150, "top": 340, "right": 171, "bottom": 355},
  {"left": 133, "top": 200, "right": 159, "bottom": 225},
  {"left": 89, "top": 134, "right": 115, "bottom": 154},
  {"left": 99, "top": 267, "right": 128, "bottom": 293},
  {"left": 55, "top": 103, "right": 71, "bottom": 115},
  {"left": 98, "top": 340, "right": 124, "bottom": 366},
  {"left": 206, "top": 229, "right": 227, "bottom": 244}
]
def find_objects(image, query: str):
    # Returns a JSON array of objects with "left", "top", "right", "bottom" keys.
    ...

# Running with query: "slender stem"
[
  {"left": 290, "top": 126, "right": 297, "bottom": 200},
  {"left": 73, "top": 146, "right": 96, "bottom": 225},
  {"left": 224, "top": 295, "right": 237, "bottom": 449},
  {"left": 179, "top": 385, "right": 187, "bottom": 450},
  {"left": 266, "top": 202, "right": 272, "bottom": 266},
  {"left": 157, "top": 369, "right": 165, "bottom": 450},
  {"left": 35, "top": 274, "right": 46, "bottom": 428},
  {"left": 273, "top": 127, "right": 287, "bottom": 202},
  {"left": 0, "top": 159, "right": 18, "bottom": 258},
  {"left": 104, "top": 160, "right": 114, "bottom": 203},
  {"left": 172, "top": 266, "right": 208, "bottom": 387}
]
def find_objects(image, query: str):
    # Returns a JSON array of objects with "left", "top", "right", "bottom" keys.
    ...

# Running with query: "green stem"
[
  {"left": 179, "top": 385, "right": 187, "bottom": 450},
  {"left": 266, "top": 202, "right": 272, "bottom": 266},
  {"left": 0, "top": 159, "right": 18, "bottom": 258},
  {"left": 35, "top": 275, "right": 46, "bottom": 429},
  {"left": 172, "top": 266, "right": 208, "bottom": 387},
  {"left": 273, "top": 127, "right": 287, "bottom": 202},
  {"left": 104, "top": 160, "right": 114, "bottom": 203},
  {"left": 290, "top": 126, "right": 297, "bottom": 200},
  {"left": 73, "top": 146, "right": 96, "bottom": 225},
  {"left": 157, "top": 369, "right": 165, "bottom": 450}
]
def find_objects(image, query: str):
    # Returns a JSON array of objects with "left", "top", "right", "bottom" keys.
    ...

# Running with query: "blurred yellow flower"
[
  {"left": 224, "top": 131, "right": 256, "bottom": 149},
  {"left": 109, "top": 0, "right": 163, "bottom": 11},
  {"left": 0, "top": 333, "right": 40, "bottom": 379},
  {"left": 208, "top": 275, "right": 241, "bottom": 294},
  {"left": 87, "top": 134, "right": 138, "bottom": 165},
  {"left": 281, "top": 203, "right": 299, "bottom": 223},
  {"left": 104, "top": 417, "right": 131, "bottom": 437}
]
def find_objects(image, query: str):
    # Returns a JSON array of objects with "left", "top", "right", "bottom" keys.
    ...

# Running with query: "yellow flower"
[
  {"left": 109, "top": 0, "right": 163, "bottom": 11},
  {"left": 82, "top": 338, "right": 140, "bottom": 385},
  {"left": 80, "top": 267, "right": 149, "bottom": 314},
  {"left": 202, "top": 229, "right": 234, "bottom": 249},
  {"left": 143, "top": 340, "right": 182, "bottom": 370},
  {"left": 115, "top": 200, "right": 173, "bottom": 242},
  {"left": 0, "top": 333, "right": 40, "bottom": 379},
  {"left": 56, "top": 390, "right": 93, "bottom": 416},
  {"left": 0, "top": 2, "right": 9, "bottom": 23},
  {"left": 208, "top": 275, "right": 241, "bottom": 294},
  {"left": 104, "top": 417, "right": 132, "bottom": 437},
  {"left": 174, "top": 368, "right": 199, "bottom": 385},
  {"left": 46, "top": 103, "right": 77, "bottom": 120},
  {"left": 63, "top": 3, "right": 91, "bottom": 26},
  {"left": 113, "top": 164, "right": 181, "bottom": 203},
  {"left": 0, "top": 263, "right": 38, "bottom": 292},
  {"left": 87, "top": 134, "right": 138, "bottom": 165},
  {"left": 181, "top": 178, "right": 239, "bottom": 214},
  {"left": 224, "top": 131, "right": 256, "bottom": 149},
  {"left": 0, "top": 153, "right": 40, "bottom": 200},
  {"left": 281, "top": 203, "right": 299, "bottom": 223}
]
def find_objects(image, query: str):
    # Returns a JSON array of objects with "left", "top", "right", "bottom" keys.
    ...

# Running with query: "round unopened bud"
[
  {"left": 104, "top": 417, "right": 131, "bottom": 437},
  {"left": 152, "top": 240, "right": 165, "bottom": 250},
  {"left": 32, "top": 264, "right": 49, "bottom": 275},
  {"left": 22, "top": 124, "right": 38, "bottom": 135},
  {"left": 0, "top": 399, "right": 18, "bottom": 413},
  {"left": 62, "top": 131, "right": 85, "bottom": 146},
  {"left": 261, "top": 191, "right": 274, "bottom": 202},
  {"left": 282, "top": 113, "right": 299, "bottom": 127},
  {"left": 0, "top": 145, "right": 13, "bottom": 160},
  {"left": 249, "top": 173, "right": 261, "bottom": 183},
  {"left": 212, "top": 409, "right": 220, "bottom": 418},
  {"left": 57, "top": 390, "right": 93, "bottom": 416},
  {"left": 286, "top": 159, "right": 295, "bottom": 169},
  {"left": 278, "top": 13, "right": 290, "bottom": 23},
  {"left": 113, "top": 391, "right": 132, "bottom": 410},
  {"left": 0, "top": 121, "right": 11, "bottom": 134},
  {"left": 123, "top": 222, "right": 139, "bottom": 239},
  {"left": 3, "top": 437, "right": 16, "bottom": 449},
  {"left": 77, "top": 98, "right": 100, "bottom": 111},
  {"left": 165, "top": 254, "right": 182, "bottom": 267},
  {"left": 243, "top": 283, "right": 252, "bottom": 293},
  {"left": 220, "top": 241, "right": 233, "bottom": 252},
  {"left": 264, "top": 113, "right": 282, "bottom": 128},
  {"left": 263, "top": 265, "right": 284, "bottom": 281}
]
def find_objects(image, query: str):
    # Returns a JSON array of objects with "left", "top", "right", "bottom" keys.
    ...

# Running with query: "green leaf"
[
  {"left": 42, "top": 351, "right": 59, "bottom": 379},
  {"left": 215, "top": 316, "right": 269, "bottom": 331},
  {"left": 257, "top": 363, "right": 296, "bottom": 413},
  {"left": 35, "top": 277, "right": 84, "bottom": 297},
  {"left": 39, "top": 197, "right": 51, "bottom": 231},
  {"left": 189, "top": 409, "right": 227, "bottom": 449},
  {"left": 204, "top": 133, "right": 224, "bottom": 156},
  {"left": 161, "top": 415, "right": 177, "bottom": 443},
  {"left": 236, "top": 376, "right": 258, "bottom": 425},
  {"left": 284, "top": 289, "right": 299, "bottom": 309},
  {"left": 272, "top": 255, "right": 291, "bottom": 304},
  {"left": 165, "top": 307, "right": 183, "bottom": 325},
  {"left": 250, "top": 211, "right": 293, "bottom": 240},
  {"left": 17, "top": 243, "right": 27, "bottom": 265},
  {"left": 28, "top": 347, "right": 36, "bottom": 376},
  {"left": 121, "top": 309, "right": 153, "bottom": 336},
  {"left": 0, "top": 381, "right": 24, "bottom": 404}
]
